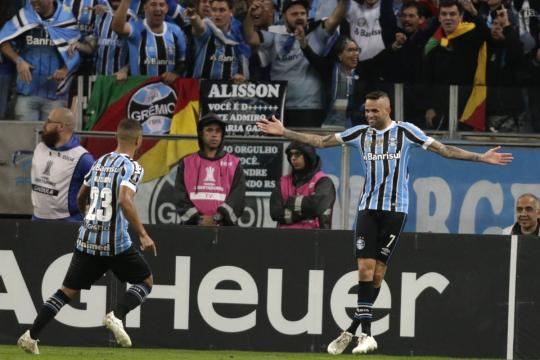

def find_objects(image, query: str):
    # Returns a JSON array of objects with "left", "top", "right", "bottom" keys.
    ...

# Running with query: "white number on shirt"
[{"left": 86, "top": 186, "right": 113, "bottom": 222}]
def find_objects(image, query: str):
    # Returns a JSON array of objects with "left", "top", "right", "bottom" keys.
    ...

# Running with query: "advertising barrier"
[{"left": 1, "top": 220, "right": 538, "bottom": 358}]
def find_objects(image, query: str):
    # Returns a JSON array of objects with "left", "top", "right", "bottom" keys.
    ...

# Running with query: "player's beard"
[{"left": 41, "top": 130, "right": 60, "bottom": 148}]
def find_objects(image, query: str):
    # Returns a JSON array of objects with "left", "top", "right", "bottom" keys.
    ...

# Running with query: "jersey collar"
[
  {"left": 143, "top": 19, "right": 167, "bottom": 36},
  {"left": 373, "top": 120, "right": 396, "bottom": 133}
]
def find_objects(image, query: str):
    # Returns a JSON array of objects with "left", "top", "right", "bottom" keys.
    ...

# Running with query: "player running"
[
  {"left": 257, "top": 90, "right": 512, "bottom": 355},
  {"left": 17, "top": 119, "right": 157, "bottom": 354}
]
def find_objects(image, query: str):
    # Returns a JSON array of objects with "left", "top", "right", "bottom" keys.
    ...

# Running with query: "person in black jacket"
[
  {"left": 173, "top": 113, "right": 246, "bottom": 226},
  {"left": 423, "top": 0, "right": 491, "bottom": 85},
  {"left": 386, "top": 2, "right": 437, "bottom": 129},
  {"left": 485, "top": 9, "right": 524, "bottom": 132},
  {"left": 422, "top": 0, "right": 492, "bottom": 131},
  {"left": 270, "top": 142, "right": 335, "bottom": 229}
]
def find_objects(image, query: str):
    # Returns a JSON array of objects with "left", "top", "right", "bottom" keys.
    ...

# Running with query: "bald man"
[
  {"left": 31, "top": 107, "right": 94, "bottom": 221},
  {"left": 503, "top": 194, "right": 540, "bottom": 235}
]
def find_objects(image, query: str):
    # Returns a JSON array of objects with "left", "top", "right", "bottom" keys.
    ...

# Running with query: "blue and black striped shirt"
[
  {"left": 337, "top": 121, "right": 433, "bottom": 213},
  {"left": 77, "top": 152, "right": 143, "bottom": 256},
  {"left": 94, "top": 10, "right": 131, "bottom": 75},
  {"left": 127, "top": 19, "right": 186, "bottom": 76}
]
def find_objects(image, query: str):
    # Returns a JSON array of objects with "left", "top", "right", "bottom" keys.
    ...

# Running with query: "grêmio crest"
[{"left": 127, "top": 82, "right": 178, "bottom": 135}]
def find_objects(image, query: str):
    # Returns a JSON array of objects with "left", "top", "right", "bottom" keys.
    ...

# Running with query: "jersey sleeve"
[
  {"left": 83, "top": 166, "right": 93, "bottom": 186},
  {"left": 259, "top": 30, "right": 275, "bottom": 49},
  {"left": 93, "top": 15, "right": 101, "bottom": 37},
  {"left": 399, "top": 122, "right": 434, "bottom": 149},
  {"left": 126, "top": 19, "right": 139, "bottom": 39},
  {"left": 76, "top": 153, "right": 95, "bottom": 182},
  {"left": 306, "top": 22, "right": 330, "bottom": 55},
  {"left": 195, "top": 25, "right": 212, "bottom": 42},
  {"left": 121, "top": 160, "right": 144, "bottom": 192},
  {"left": 167, "top": 0, "right": 183, "bottom": 18},
  {"left": 174, "top": 25, "right": 187, "bottom": 61},
  {"left": 336, "top": 125, "right": 368, "bottom": 148}
]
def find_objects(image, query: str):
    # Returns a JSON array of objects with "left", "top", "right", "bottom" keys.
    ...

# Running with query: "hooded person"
[
  {"left": 173, "top": 113, "right": 246, "bottom": 226},
  {"left": 270, "top": 142, "right": 336, "bottom": 229}
]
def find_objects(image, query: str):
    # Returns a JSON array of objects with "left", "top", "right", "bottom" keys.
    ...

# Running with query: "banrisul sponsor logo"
[
  {"left": 363, "top": 151, "right": 401, "bottom": 161},
  {"left": 128, "top": 83, "right": 178, "bottom": 135}
]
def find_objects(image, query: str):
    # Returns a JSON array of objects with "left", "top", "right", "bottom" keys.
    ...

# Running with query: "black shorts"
[
  {"left": 63, "top": 246, "right": 152, "bottom": 290},
  {"left": 354, "top": 209, "right": 407, "bottom": 264}
]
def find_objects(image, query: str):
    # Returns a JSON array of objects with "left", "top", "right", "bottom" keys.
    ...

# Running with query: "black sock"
[
  {"left": 346, "top": 319, "right": 361, "bottom": 334},
  {"left": 347, "top": 281, "right": 374, "bottom": 335},
  {"left": 361, "top": 320, "right": 372, "bottom": 336},
  {"left": 358, "top": 281, "right": 374, "bottom": 335},
  {"left": 373, "top": 286, "right": 381, "bottom": 303},
  {"left": 30, "top": 290, "right": 71, "bottom": 339},
  {"left": 115, "top": 283, "right": 151, "bottom": 321}
]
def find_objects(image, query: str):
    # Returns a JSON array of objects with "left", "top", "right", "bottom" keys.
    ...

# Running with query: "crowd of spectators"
[{"left": 0, "top": 0, "right": 540, "bottom": 132}]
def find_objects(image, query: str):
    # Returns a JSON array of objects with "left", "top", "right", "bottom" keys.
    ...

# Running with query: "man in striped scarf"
[{"left": 0, "top": 0, "right": 81, "bottom": 121}]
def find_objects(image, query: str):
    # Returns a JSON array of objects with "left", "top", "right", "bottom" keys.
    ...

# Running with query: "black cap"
[
  {"left": 285, "top": 142, "right": 317, "bottom": 170},
  {"left": 197, "top": 113, "right": 226, "bottom": 132},
  {"left": 282, "top": 0, "right": 310, "bottom": 13}
]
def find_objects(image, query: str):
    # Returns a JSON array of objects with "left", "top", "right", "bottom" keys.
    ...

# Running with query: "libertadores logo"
[{"left": 149, "top": 166, "right": 267, "bottom": 227}]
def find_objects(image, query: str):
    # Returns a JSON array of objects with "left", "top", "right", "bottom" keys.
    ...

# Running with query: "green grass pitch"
[{"left": 0, "top": 345, "right": 495, "bottom": 360}]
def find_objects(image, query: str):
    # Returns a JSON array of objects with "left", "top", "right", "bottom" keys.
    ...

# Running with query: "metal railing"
[{"left": 69, "top": 80, "right": 540, "bottom": 229}]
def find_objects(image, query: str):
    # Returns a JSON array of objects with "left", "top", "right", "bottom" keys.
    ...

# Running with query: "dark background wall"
[{"left": 0, "top": 220, "right": 537, "bottom": 358}]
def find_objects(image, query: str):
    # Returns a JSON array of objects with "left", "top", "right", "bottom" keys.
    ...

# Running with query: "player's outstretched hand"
[
  {"left": 480, "top": 146, "right": 513, "bottom": 165},
  {"left": 257, "top": 115, "right": 285, "bottom": 136},
  {"left": 140, "top": 233, "right": 157, "bottom": 256}
]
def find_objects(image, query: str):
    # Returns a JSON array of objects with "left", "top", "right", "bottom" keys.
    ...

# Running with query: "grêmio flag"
[{"left": 84, "top": 76, "right": 200, "bottom": 182}]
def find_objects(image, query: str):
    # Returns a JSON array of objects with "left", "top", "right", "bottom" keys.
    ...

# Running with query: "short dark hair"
[
  {"left": 117, "top": 118, "right": 142, "bottom": 141},
  {"left": 335, "top": 37, "right": 359, "bottom": 56},
  {"left": 143, "top": 0, "right": 167, "bottom": 5},
  {"left": 439, "top": 0, "right": 464, "bottom": 15},
  {"left": 401, "top": 1, "right": 421, "bottom": 15},
  {"left": 210, "top": 0, "right": 234, "bottom": 9},
  {"left": 366, "top": 90, "right": 390, "bottom": 101}
]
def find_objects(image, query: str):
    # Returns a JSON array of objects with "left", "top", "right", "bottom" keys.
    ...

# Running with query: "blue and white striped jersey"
[
  {"left": 127, "top": 19, "right": 186, "bottom": 76},
  {"left": 64, "top": 0, "right": 104, "bottom": 37},
  {"left": 94, "top": 10, "right": 131, "bottom": 75},
  {"left": 14, "top": 23, "right": 65, "bottom": 100},
  {"left": 77, "top": 152, "right": 144, "bottom": 256},
  {"left": 337, "top": 121, "right": 433, "bottom": 213},
  {"left": 192, "top": 21, "right": 247, "bottom": 80}
]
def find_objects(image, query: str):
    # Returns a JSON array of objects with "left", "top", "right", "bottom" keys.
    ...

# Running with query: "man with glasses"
[{"left": 31, "top": 107, "right": 94, "bottom": 221}]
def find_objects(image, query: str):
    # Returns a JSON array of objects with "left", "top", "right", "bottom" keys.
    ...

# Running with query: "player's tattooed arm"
[
  {"left": 428, "top": 140, "right": 513, "bottom": 165},
  {"left": 428, "top": 140, "right": 481, "bottom": 161},
  {"left": 282, "top": 129, "right": 340, "bottom": 148},
  {"left": 257, "top": 115, "right": 340, "bottom": 148}
]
